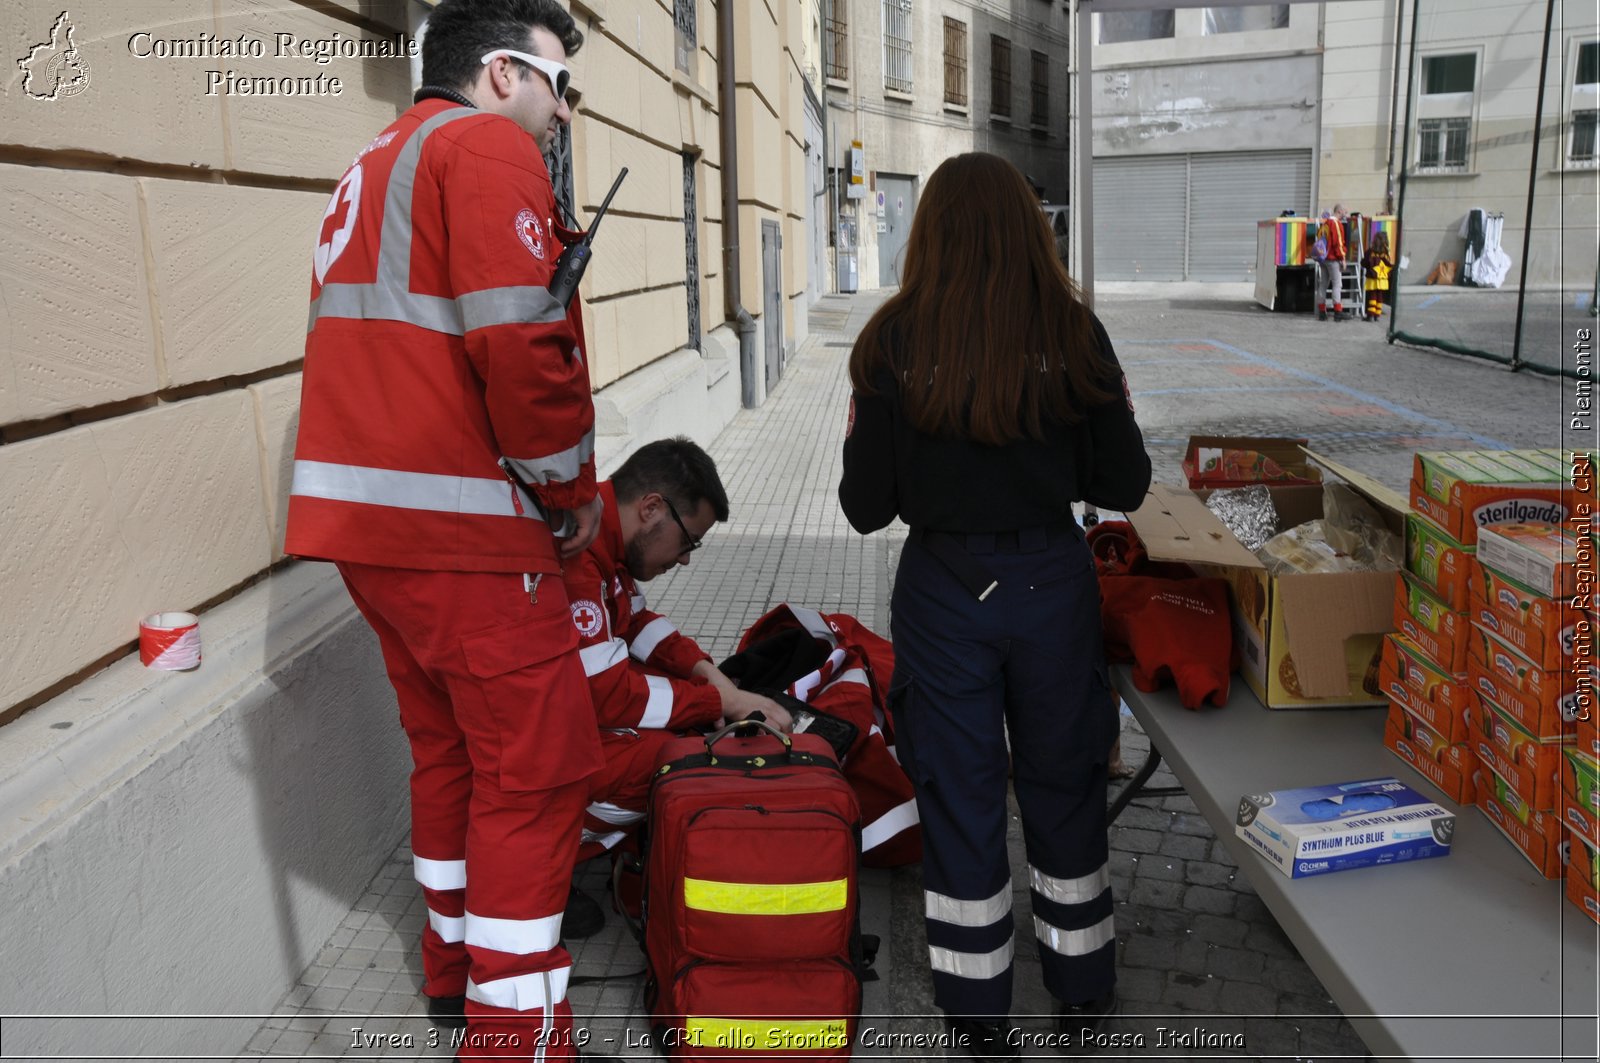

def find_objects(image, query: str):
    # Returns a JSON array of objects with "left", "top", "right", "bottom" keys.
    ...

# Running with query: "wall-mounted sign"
[{"left": 847, "top": 140, "right": 866, "bottom": 199}]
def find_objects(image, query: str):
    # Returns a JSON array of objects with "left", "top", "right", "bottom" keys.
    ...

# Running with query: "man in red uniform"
[
  {"left": 284, "top": 1, "right": 612, "bottom": 1056},
  {"left": 564, "top": 440, "right": 792, "bottom": 868}
]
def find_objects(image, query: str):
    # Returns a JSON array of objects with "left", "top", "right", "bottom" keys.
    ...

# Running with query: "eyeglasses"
[
  {"left": 480, "top": 48, "right": 570, "bottom": 102},
  {"left": 661, "top": 496, "right": 702, "bottom": 556}
]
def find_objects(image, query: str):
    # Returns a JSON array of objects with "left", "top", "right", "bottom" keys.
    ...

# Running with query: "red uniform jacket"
[
  {"left": 563, "top": 483, "right": 723, "bottom": 730},
  {"left": 286, "top": 100, "right": 596, "bottom": 572}
]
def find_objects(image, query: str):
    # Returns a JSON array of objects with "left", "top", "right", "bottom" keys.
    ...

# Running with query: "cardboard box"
[
  {"left": 1376, "top": 630, "right": 1472, "bottom": 739},
  {"left": 1467, "top": 698, "right": 1569, "bottom": 810},
  {"left": 1393, "top": 572, "right": 1471, "bottom": 675},
  {"left": 1235, "top": 777, "right": 1455, "bottom": 878},
  {"left": 1474, "top": 767, "right": 1565, "bottom": 878},
  {"left": 1564, "top": 827, "right": 1600, "bottom": 926},
  {"left": 1183, "top": 435, "right": 1323, "bottom": 490},
  {"left": 1468, "top": 565, "right": 1586, "bottom": 672},
  {"left": 1383, "top": 705, "right": 1478, "bottom": 804},
  {"left": 1406, "top": 514, "right": 1476, "bottom": 611},
  {"left": 1466, "top": 626, "right": 1587, "bottom": 739},
  {"left": 1476, "top": 523, "right": 1587, "bottom": 600},
  {"left": 1128, "top": 452, "right": 1398, "bottom": 708},
  {"left": 1561, "top": 747, "right": 1600, "bottom": 847},
  {"left": 1410, "top": 450, "right": 1570, "bottom": 546}
]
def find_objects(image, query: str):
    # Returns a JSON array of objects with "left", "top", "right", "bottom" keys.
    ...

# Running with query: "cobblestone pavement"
[{"left": 238, "top": 285, "right": 1572, "bottom": 1060}]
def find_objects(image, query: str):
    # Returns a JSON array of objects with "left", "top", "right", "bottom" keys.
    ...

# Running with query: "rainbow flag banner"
[{"left": 1266, "top": 217, "right": 1315, "bottom": 266}]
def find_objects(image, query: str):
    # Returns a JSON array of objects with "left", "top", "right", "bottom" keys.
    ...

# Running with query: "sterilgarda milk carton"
[
  {"left": 1410, "top": 450, "right": 1569, "bottom": 547},
  {"left": 1235, "top": 778, "right": 1454, "bottom": 879}
]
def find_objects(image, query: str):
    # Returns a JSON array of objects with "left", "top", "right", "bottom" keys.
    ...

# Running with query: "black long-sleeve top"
[{"left": 838, "top": 314, "right": 1152, "bottom": 535}]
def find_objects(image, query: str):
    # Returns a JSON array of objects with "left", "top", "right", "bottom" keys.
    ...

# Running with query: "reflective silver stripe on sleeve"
[
  {"left": 465, "top": 911, "right": 563, "bottom": 954},
  {"left": 928, "top": 939, "right": 1014, "bottom": 981},
  {"left": 924, "top": 883, "right": 1012, "bottom": 928},
  {"left": 640, "top": 675, "right": 674, "bottom": 728},
  {"left": 458, "top": 285, "right": 568, "bottom": 330},
  {"left": 629, "top": 617, "right": 677, "bottom": 662},
  {"left": 291, "top": 459, "right": 542, "bottom": 519},
  {"left": 309, "top": 284, "right": 467, "bottom": 334},
  {"left": 467, "top": 965, "right": 570, "bottom": 1011},
  {"left": 503, "top": 429, "right": 596, "bottom": 487},
  {"left": 861, "top": 799, "right": 920, "bottom": 852},
  {"left": 1034, "top": 913, "right": 1116, "bottom": 957},
  {"left": 586, "top": 801, "right": 645, "bottom": 826},
  {"left": 579, "top": 638, "right": 629, "bottom": 677},
  {"left": 1029, "top": 864, "right": 1110, "bottom": 907},
  {"left": 413, "top": 855, "right": 467, "bottom": 891},
  {"left": 427, "top": 909, "right": 465, "bottom": 943}
]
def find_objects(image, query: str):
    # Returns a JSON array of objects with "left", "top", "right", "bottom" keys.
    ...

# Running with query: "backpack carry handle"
[{"left": 705, "top": 716, "right": 792, "bottom": 757}]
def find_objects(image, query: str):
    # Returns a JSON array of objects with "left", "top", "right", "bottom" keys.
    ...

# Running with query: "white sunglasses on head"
[{"left": 481, "top": 48, "right": 570, "bottom": 101}]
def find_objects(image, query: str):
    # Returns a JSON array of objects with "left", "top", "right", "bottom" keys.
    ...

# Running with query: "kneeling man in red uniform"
[{"left": 563, "top": 439, "right": 791, "bottom": 870}]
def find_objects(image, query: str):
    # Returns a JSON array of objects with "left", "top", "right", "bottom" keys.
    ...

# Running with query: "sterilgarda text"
[{"left": 127, "top": 31, "right": 419, "bottom": 96}]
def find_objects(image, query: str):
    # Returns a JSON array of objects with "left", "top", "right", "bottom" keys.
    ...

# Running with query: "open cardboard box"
[{"left": 1127, "top": 449, "right": 1403, "bottom": 708}]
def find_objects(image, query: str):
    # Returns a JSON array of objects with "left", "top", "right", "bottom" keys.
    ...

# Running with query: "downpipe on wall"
[{"left": 719, "top": 0, "right": 759, "bottom": 408}]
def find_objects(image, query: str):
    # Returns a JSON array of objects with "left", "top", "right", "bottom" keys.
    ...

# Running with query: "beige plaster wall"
[{"left": 0, "top": 0, "right": 407, "bottom": 717}]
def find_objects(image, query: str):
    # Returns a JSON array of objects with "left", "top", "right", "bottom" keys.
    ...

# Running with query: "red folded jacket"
[{"left": 1099, "top": 575, "right": 1237, "bottom": 709}]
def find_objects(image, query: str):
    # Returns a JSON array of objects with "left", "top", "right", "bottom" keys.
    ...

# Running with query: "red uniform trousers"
[
  {"left": 577, "top": 727, "right": 679, "bottom": 863},
  {"left": 338, "top": 562, "right": 601, "bottom": 1060}
]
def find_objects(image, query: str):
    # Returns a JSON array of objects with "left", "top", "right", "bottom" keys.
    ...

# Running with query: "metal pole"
[
  {"left": 1510, "top": 0, "right": 1557, "bottom": 372},
  {"left": 1390, "top": 0, "right": 1422, "bottom": 345},
  {"left": 1075, "top": 0, "right": 1095, "bottom": 307},
  {"left": 1382, "top": 0, "right": 1405, "bottom": 213}
]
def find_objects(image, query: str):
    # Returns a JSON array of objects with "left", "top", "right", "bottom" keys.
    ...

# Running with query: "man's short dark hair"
[
  {"left": 613, "top": 438, "right": 730, "bottom": 523},
  {"left": 422, "top": 0, "right": 584, "bottom": 92}
]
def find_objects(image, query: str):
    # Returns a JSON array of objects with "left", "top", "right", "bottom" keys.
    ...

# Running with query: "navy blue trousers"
[{"left": 890, "top": 528, "right": 1117, "bottom": 1019}]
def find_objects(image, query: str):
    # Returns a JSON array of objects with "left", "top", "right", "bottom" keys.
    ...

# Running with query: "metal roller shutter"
[
  {"left": 1092, "top": 149, "right": 1313, "bottom": 281},
  {"left": 1188, "top": 150, "right": 1312, "bottom": 281},
  {"left": 1092, "top": 155, "right": 1187, "bottom": 281}
]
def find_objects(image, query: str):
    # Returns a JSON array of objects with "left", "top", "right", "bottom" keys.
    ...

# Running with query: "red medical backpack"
[{"left": 643, "top": 720, "right": 863, "bottom": 1060}]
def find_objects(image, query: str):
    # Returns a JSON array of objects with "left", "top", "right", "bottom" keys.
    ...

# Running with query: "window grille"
[
  {"left": 674, "top": 0, "right": 695, "bottom": 73},
  {"left": 1571, "top": 109, "right": 1599, "bottom": 166},
  {"left": 883, "top": 0, "right": 913, "bottom": 93},
  {"left": 823, "top": 0, "right": 848, "bottom": 81},
  {"left": 683, "top": 153, "right": 702, "bottom": 349},
  {"left": 1417, "top": 117, "right": 1471, "bottom": 172},
  {"left": 990, "top": 36, "right": 1011, "bottom": 118},
  {"left": 1030, "top": 50, "right": 1048, "bottom": 127},
  {"left": 943, "top": 17, "right": 967, "bottom": 107}
]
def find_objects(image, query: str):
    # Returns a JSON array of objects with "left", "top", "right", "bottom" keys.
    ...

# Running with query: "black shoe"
[
  {"left": 1055, "top": 991, "right": 1117, "bottom": 1042},
  {"left": 946, "top": 1015, "right": 1020, "bottom": 1061},
  {"left": 1317, "top": 309, "right": 1328, "bottom": 321},
  {"left": 425, "top": 993, "right": 466, "bottom": 1029},
  {"left": 564, "top": 885, "right": 605, "bottom": 939},
  {"left": 1334, "top": 309, "right": 1347, "bottom": 321}
]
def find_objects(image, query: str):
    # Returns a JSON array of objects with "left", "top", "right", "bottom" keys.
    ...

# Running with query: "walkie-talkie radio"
[{"left": 546, "top": 167, "right": 628, "bottom": 309}]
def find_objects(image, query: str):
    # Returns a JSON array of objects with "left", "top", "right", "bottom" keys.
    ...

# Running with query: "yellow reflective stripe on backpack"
[
  {"left": 682, "top": 876, "right": 848, "bottom": 915},
  {"left": 685, "top": 1016, "right": 851, "bottom": 1050}
]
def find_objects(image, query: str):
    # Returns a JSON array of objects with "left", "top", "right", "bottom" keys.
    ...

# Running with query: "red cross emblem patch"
[{"left": 570, "top": 599, "right": 603, "bottom": 638}]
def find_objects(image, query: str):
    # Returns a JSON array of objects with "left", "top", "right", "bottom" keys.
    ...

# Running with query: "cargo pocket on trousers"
[
  {"left": 459, "top": 605, "right": 601, "bottom": 792},
  {"left": 887, "top": 676, "right": 934, "bottom": 791}
]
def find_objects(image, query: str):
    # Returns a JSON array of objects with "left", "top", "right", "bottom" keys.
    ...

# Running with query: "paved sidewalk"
[{"left": 237, "top": 283, "right": 1575, "bottom": 1060}]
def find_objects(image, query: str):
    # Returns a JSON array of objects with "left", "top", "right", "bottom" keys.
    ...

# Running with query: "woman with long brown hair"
[{"left": 839, "top": 152, "right": 1150, "bottom": 1060}]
